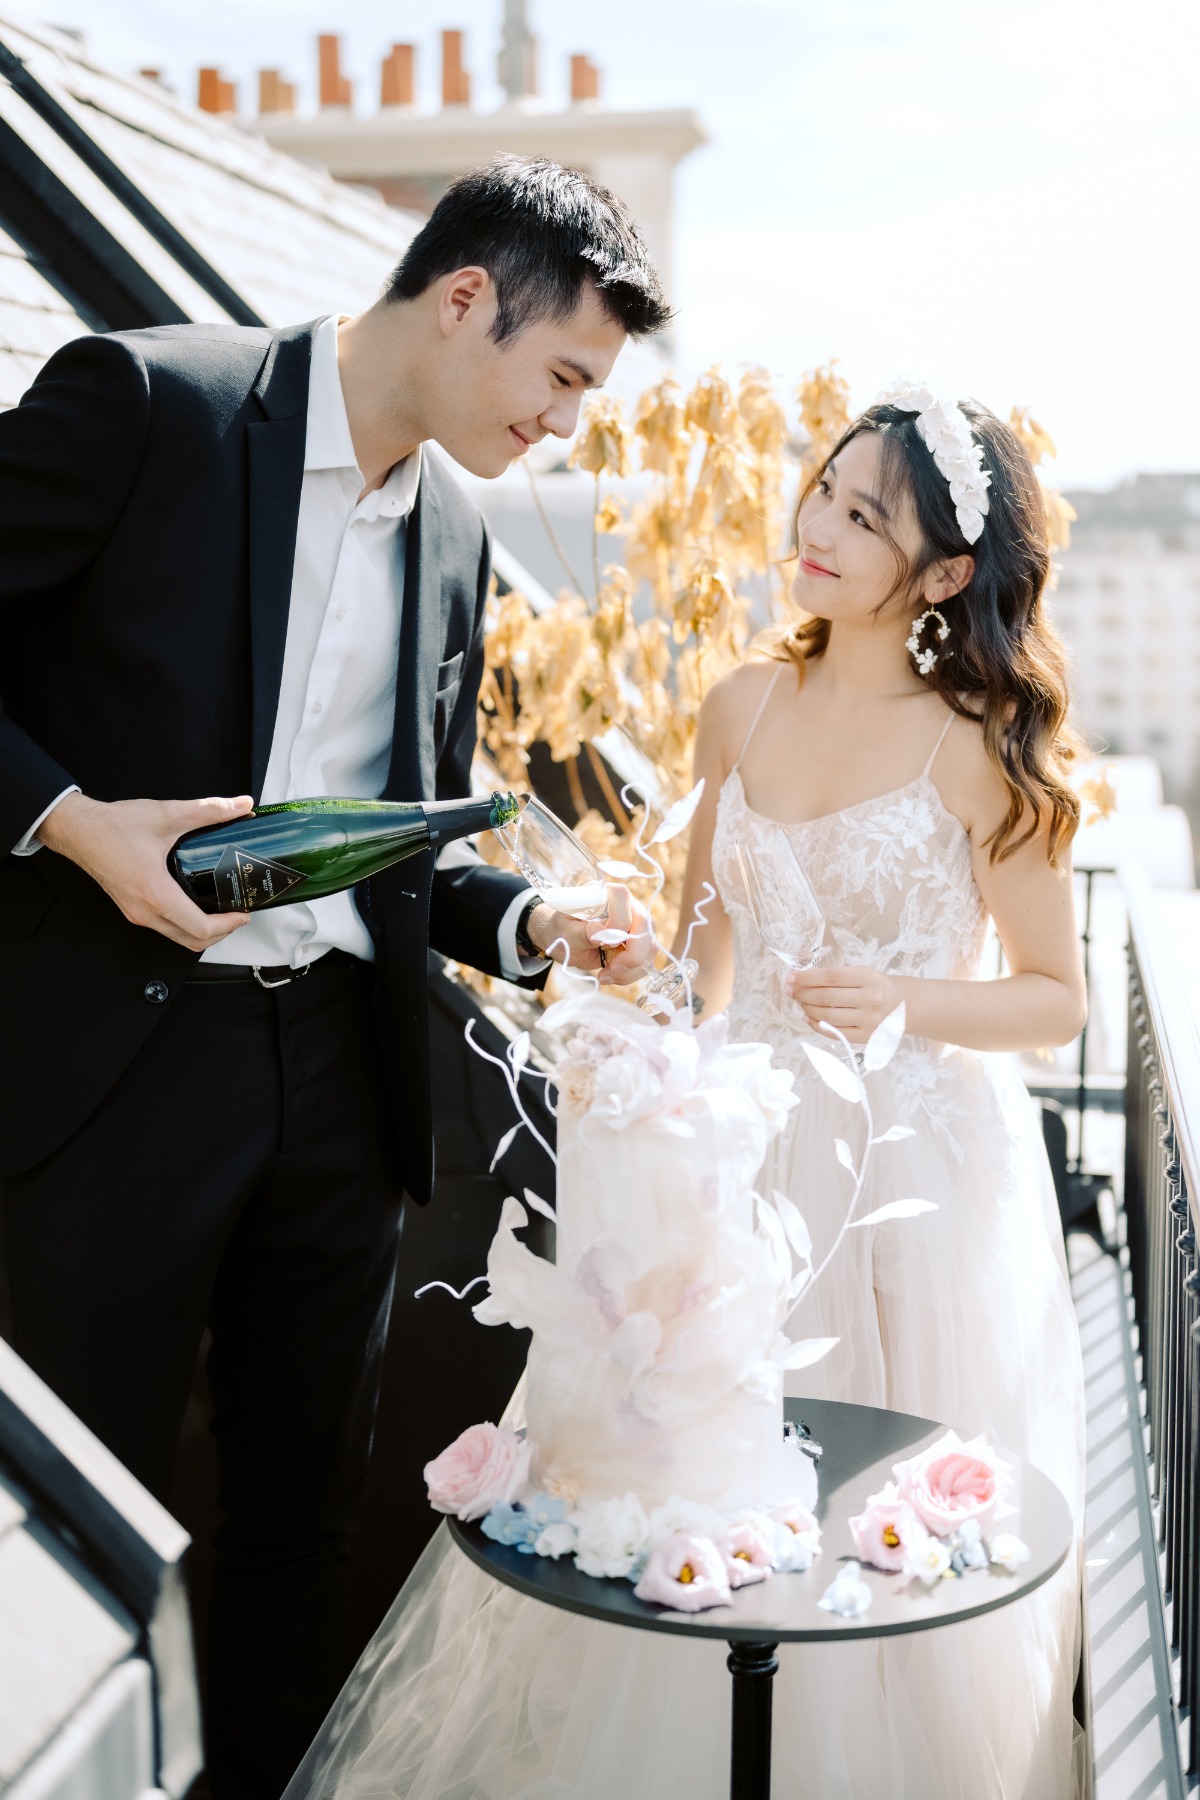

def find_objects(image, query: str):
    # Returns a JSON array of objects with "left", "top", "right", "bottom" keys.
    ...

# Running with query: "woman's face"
[{"left": 792, "top": 430, "right": 924, "bottom": 625}]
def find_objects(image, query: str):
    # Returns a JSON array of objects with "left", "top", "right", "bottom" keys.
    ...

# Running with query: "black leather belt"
[{"left": 186, "top": 960, "right": 310, "bottom": 989}]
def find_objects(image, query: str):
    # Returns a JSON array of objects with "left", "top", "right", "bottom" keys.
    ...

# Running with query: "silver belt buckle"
[{"left": 252, "top": 964, "right": 308, "bottom": 990}]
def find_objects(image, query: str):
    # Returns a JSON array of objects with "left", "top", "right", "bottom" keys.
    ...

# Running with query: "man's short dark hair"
[{"left": 385, "top": 155, "right": 672, "bottom": 342}]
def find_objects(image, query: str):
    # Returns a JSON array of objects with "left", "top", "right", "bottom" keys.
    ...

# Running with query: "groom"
[{"left": 0, "top": 156, "right": 665, "bottom": 1796}]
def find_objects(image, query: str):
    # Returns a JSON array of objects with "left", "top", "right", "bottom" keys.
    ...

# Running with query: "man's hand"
[
  {"left": 788, "top": 963, "right": 901, "bottom": 1044},
  {"left": 525, "top": 881, "right": 654, "bottom": 985},
  {"left": 39, "top": 792, "right": 254, "bottom": 952}
]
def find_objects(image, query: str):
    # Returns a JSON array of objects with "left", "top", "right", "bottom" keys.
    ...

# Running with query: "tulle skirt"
[{"left": 285, "top": 1048, "right": 1086, "bottom": 1800}]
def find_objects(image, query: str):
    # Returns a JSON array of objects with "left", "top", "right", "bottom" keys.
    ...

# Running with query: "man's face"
[{"left": 432, "top": 277, "right": 628, "bottom": 477}]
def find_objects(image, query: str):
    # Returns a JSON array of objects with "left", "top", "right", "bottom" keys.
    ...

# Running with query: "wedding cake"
[{"left": 425, "top": 988, "right": 824, "bottom": 1608}]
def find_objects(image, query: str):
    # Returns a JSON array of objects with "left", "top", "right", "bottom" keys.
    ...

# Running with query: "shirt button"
[
  {"left": 311, "top": 700, "right": 323, "bottom": 715},
  {"left": 336, "top": 607, "right": 346, "bottom": 621},
  {"left": 144, "top": 980, "right": 169, "bottom": 1004}
]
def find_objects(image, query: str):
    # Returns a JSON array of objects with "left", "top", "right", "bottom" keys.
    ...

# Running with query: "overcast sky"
[{"left": 23, "top": 0, "right": 1200, "bottom": 488}]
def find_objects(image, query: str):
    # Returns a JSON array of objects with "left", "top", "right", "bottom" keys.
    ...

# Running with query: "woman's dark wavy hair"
[{"left": 773, "top": 401, "right": 1081, "bottom": 865}]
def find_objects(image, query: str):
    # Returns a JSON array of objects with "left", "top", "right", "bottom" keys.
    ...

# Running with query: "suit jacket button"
[{"left": 144, "top": 980, "right": 169, "bottom": 1004}]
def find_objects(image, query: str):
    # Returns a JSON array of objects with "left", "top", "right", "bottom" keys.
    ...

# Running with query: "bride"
[{"left": 284, "top": 385, "right": 1087, "bottom": 1799}]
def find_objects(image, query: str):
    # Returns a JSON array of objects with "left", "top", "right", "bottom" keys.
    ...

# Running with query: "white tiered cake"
[{"left": 506, "top": 992, "right": 807, "bottom": 1515}]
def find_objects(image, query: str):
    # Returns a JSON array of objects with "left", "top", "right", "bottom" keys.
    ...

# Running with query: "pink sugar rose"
[
  {"left": 894, "top": 1432, "right": 1008, "bottom": 1538},
  {"left": 848, "top": 1484, "right": 927, "bottom": 1573},
  {"left": 424, "top": 1422, "right": 531, "bottom": 1522},
  {"left": 634, "top": 1532, "right": 732, "bottom": 1612},
  {"left": 718, "top": 1516, "right": 775, "bottom": 1588}
]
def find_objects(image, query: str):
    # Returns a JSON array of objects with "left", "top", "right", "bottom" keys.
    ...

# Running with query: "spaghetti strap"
[
  {"left": 922, "top": 709, "right": 956, "bottom": 778},
  {"left": 732, "top": 666, "right": 783, "bottom": 773}
]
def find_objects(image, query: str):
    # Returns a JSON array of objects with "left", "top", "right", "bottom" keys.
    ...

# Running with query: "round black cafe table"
[{"left": 449, "top": 1396, "right": 1074, "bottom": 1800}]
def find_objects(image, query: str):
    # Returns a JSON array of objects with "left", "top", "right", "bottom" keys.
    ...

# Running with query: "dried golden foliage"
[
  {"left": 1078, "top": 767, "right": 1119, "bottom": 824},
  {"left": 1009, "top": 405, "right": 1075, "bottom": 554},
  {"left": 796, "top": 360, "right": 852, "bottom": 484},
  {"left": 568, "top": 394, "right": 632, "bottom": 479}
]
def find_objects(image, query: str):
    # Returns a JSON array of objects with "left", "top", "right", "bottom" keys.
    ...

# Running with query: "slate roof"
[
  {"left": 0, "top": 221, "right": 94, "bottom": 407},
  {"left": 0, "top": 13, "right": 421, "bottom": 405}
]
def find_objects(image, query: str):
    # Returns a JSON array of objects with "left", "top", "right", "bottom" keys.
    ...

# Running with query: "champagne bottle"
[{"left": 168, "top": 792, "right": 527, "bottom": 915}]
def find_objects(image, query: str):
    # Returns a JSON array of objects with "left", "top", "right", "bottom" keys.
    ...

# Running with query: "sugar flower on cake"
[
  {"left": 848, "top": 1483, "right": 927, "bottom": 1574},
  {"left": 717, "top": 1515, "right": 775, "bottom": 1588},
  {"left": 424, "top": 1422, "right": 532, "bottom": 1523},
  {"left": 571, "top": 1493, "right": 652, "bottom": 1580},
  {"left": 633, "top": 1532, "right": 733, "bottom": 1612},
  {"left": 892, "top": 1431, "right": 1011, "bottom": 1538}
]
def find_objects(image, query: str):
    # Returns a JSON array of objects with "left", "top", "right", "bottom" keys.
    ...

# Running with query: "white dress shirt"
[{"left": 16, "top": 314, "right": 536, "bottom": 977}]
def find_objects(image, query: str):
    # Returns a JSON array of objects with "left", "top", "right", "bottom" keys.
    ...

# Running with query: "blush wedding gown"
[{"left": 284, "top": 674, "right": 1086, "bottom": 1800}]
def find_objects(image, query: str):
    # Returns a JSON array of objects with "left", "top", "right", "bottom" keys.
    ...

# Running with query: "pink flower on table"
[
  {"left": 893, "top": 1431, "right": 1009, "bottom": 1538},
  {"left": 848, "top": 1483, "right": 927, "bottom": 1574},
  {"left": 718, "top": 1516, "right": 775, "bottom": 1588},
  {"left": 633, "top": 1533, "right": 732, "bottom": 1612},
  {"left": 424, "top": 1422, "right": 531, "bottom": 1522}
]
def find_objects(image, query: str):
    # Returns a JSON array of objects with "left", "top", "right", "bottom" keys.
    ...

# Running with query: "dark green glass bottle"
[{"left": 168, "top": 792, "right": 527, "bottom": 915}]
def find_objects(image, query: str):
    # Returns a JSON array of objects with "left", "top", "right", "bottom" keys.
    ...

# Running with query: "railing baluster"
[{"left": 1120, "top": 870, "right": 1200, "bottom": 1789}]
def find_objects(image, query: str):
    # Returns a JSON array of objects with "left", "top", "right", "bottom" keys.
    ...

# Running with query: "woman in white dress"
[{"left": 285, "top": 388, "right": 1087, "bottom": 1799}]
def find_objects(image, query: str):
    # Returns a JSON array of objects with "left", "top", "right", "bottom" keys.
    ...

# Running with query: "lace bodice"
[{"left": 711, "top": 694, "right": 989, "bottom": 1132}]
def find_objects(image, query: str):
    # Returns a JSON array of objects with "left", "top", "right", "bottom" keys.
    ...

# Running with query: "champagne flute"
[
  {"left": 492, "top": 796, "right": 609, "bottom": 921},
  {"left": 734, "top": 835, "right": 826, "bottom": 971}
]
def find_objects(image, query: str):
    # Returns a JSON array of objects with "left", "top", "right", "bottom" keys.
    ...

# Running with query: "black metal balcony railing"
[{"left": 1123, "top": 864, "right": 1200, "bottom": 1779}]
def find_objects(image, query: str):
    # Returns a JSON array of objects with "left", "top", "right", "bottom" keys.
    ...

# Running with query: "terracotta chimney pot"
[
  {"left": 570, "top": 54, "right": 601, "bottom": 104},
  {"left": 198, "top": 67, "right": 237, "bottom": 114},
  {"left": 318, "top": 33, "right": 353, "bottom": 109},
  {"left": 258, "top": 69, "right": 297, "bottom": 115},
  {"left": 441, "top": 29, "right": 471, "bottom": 108},
  {"left": 381, "top": 43, "right": 415, "bottom": 108}
]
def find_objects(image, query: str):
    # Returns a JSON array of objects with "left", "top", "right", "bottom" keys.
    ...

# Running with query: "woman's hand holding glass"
[{"left": 788, "top": 963, "right": 903, "bottom": 1044}]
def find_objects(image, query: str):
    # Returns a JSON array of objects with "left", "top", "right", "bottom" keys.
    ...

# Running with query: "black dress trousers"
[{"left": 1, "top": 950, "right": 405, "bottom": 1800}]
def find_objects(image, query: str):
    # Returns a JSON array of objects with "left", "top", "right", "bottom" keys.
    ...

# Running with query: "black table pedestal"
[{"left": 727, "top": 1639, "right": 778, "bottom": 1800}]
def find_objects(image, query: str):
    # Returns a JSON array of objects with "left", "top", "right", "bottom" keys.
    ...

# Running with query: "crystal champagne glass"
[
  {"left": 492, "top": 796, "right": 609, "bottom": 921},
  {"left": 734, "top": 835, "right": 826, "bottom": 971}
]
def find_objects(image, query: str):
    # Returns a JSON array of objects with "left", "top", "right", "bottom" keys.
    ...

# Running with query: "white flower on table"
[
  {"left": 905, "top": 1534, "right": 953, "bottom": 1587},
  {"left": 817, "top": 1561, "right": 873, "bottom": 1617},
  {"left": 989, "top": 1532, "right": 1031, "bottom": 1574},
  {"left": 571, "top": 1493, "right": 651, "bottom": 1580},
  {"left": 535, "top": 1520, "right": 579, "bottom": 1559}
]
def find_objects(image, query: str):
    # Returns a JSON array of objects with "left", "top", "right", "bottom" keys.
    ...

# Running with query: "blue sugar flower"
[{"left": 481, "top": 1502, "right": 539, "bottom": 1552}]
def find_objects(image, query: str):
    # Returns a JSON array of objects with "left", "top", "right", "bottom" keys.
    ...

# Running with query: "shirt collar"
[{"left": 304, "top": 314, "right": 422, "bottom": 522}]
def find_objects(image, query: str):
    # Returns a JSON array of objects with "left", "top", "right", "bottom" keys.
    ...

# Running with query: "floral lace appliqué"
[{"left": 713, "top": 770, "right": 988, "bottom": 1143}]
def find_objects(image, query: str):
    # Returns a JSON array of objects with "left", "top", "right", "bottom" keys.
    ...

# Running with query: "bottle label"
[{"left": 214, "top": 846, "right": 304, "bottom": 911}]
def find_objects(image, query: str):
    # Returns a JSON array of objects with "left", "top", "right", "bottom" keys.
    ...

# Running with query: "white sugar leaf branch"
[
  {"left": 489, "top": 1123, "right": 520, "bottom": 1171},
  {"left": 778, "top": 1336, "right": 839, "bottom": 1371},
  {"left": 802, "top": 1041, "right": 864, "bottom": 1104},
  {"left": 862, "top": 1002, "right": 906, "bottom": 1073},
  {"left": 590, "top": 928, "right": 632, "bottom": 946},
  {"left": 834, "top": 1137, "right": 856, "bottom": 1174},
  {"left": 849, "top": 1199, "right": 938, "bottom": 1229},
  {"left": 773, "top": 1189, "right": 813, "bottom": 1263},
  {"left": 522, "top": 1186, "right": 557, "bottom": 1222},
  {"left": 510, "top": 1031, "right": 530, "bottom": 1076},
  {"left": 598, "top": 858, "right": 642, "bottom": 879},
  {"left": 647, "top": 779, "right": 705, "bottom": 846},
  {"left": 873, "top": 1124, "right": 915, "bottom": 1143}
]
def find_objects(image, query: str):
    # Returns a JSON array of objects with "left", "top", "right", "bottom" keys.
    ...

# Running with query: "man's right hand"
[{"left": 39, "top": 792, "right": 254, "bottom": 952}]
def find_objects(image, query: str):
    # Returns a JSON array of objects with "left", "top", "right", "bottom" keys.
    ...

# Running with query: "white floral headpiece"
[{"left": 874, "top": 377, "right": 990, "bottom": 545}]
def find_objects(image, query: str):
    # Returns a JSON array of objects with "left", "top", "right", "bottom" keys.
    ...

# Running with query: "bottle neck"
[{"left": 420, "top": 792, "right": 522, "bottom": 844}]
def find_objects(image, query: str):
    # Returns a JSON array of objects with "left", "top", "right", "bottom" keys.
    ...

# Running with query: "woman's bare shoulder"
[
  {"left": 936, "top": 702, "right": 1011, "bottom": 834},
  {"left": 701, "top": 657, "right": 788, "bottom": 737}
]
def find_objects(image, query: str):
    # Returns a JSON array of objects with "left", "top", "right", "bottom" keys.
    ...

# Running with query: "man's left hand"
[
  {"left": 788, "top": 964, "right": 901, "bottom": 1044},
  {"left": 526, "top": 882, "right": 654, "bottom": 985}
]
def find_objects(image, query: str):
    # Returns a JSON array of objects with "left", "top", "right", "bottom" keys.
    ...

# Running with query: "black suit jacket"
[{"left": 0, "top": 320, "right": 530, "bottom": 1199}]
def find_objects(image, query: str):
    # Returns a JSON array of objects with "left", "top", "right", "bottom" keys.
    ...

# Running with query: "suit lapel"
[
  {"left": 388, "top": 463, "right": 445, "bottom": 801},
  {"left": 245, "top": 322, "right": 320, "bottom": 798}
]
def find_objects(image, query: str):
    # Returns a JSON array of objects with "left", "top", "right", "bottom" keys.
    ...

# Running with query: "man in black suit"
[{"left": 0, "top": 156, "right": 666, "bottom": 1796}]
